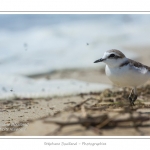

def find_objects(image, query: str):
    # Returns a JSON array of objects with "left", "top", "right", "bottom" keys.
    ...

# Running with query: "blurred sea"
[
  {"left": 0, "top": 14, "right": 150, "bottom": 99},
  {"left": 1, "top": 14, "right": 150, "bottom": 76}
]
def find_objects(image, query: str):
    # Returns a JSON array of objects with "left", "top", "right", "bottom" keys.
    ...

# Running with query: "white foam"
[{"left": 0, "top": 74, "right": 111, "bottom": 100}]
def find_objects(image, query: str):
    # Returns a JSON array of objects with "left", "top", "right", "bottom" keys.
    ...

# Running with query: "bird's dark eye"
[{"left": 109, "top": 54, "right": 115, "bottom": 58}]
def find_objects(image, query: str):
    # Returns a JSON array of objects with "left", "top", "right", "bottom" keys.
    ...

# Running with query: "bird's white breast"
[{"left": 105, "top": 64, "right": 150, "bottom": 87}]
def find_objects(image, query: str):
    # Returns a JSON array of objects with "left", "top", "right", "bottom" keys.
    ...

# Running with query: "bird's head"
[{"left": 94, "top": 49, "right": 127, "bottom": 67}]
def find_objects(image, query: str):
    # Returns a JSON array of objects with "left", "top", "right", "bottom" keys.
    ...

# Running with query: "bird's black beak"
[{"left": 94, "top": 58, "right": 104, "bottom": 63}]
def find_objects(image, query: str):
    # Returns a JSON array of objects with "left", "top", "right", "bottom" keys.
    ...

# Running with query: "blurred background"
[
  {"left": 0, "top": 14, "right": 150, "bottom": 76},
  {"left": 1, "top": 14, "right": 150, "bottom": 136}
]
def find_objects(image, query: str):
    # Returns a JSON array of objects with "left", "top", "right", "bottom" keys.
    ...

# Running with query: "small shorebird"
[{"left": 94, "top": 49, "right": 150, "bottom": 106}]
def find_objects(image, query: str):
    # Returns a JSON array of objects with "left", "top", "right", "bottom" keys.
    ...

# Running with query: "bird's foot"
[
  {"left": 129, "top": 96, "right": 135, "bottom": 106},
  {"left": 128, "top": 95, "right": 137, "bottom": 106}
]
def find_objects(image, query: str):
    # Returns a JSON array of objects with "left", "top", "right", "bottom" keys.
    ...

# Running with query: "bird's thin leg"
[
  {"left": 128, "top": 88, "right": 134, "bottom": 105},
  {"left": 129, "top": 87, "right": 138, "bottom": 106},
  {"left": 132, "top": 87, "right": 138, "bottom": 104}
]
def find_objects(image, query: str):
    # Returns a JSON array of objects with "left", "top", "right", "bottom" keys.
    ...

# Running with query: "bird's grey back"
[{"left": 120, "top": 58, "right": 150, "bottom": 74}]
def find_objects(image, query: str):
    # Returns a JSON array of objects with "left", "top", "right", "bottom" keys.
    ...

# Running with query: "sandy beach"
[{"left": 0, "top": 46, "right": 150, "bottom": 136}]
